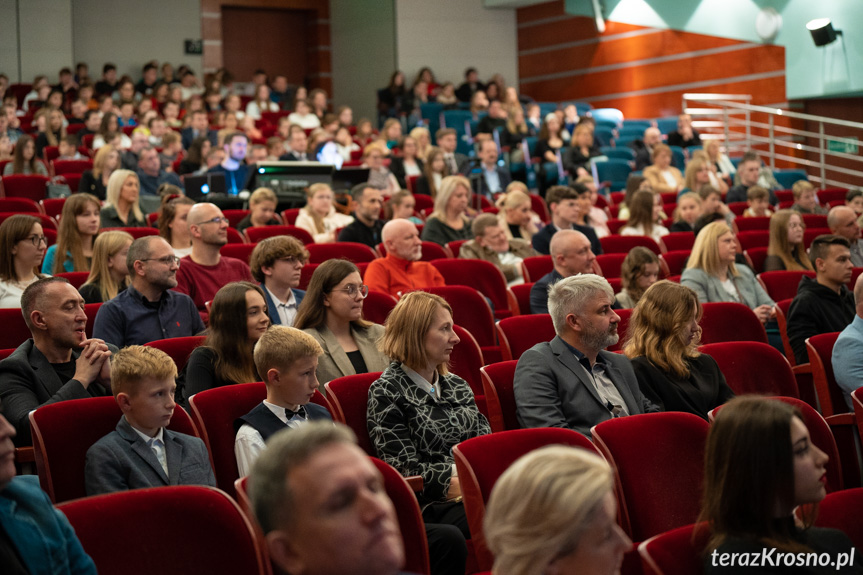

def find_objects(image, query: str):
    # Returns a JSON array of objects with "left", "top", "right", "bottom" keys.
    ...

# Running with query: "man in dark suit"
[
  {"left": 516, "top": 274, "right": 659, "bottom": 437},
  {"left": 0, "top": 278, "right": 114, "bottom": 446},
  {"left": 435, "top": 127, "right": 470, "bottom": 176},
  {"left": 84, "top": 346, "right": 216, "bottom": 495},
  {"left": 181, "top": 109, "right": 218, "bottom": 150},
  {"left": 249, "top": 235, "right": 307, "bottom": 327},
  {"left": 472, "top": 138, "right": 511, "bottom": 201},
  {"left": 530, "top": 229, "right": 597, "bottom": 314},
  {"left": 455, "top": 67, "right": 484, "bottom": 103},
  {"left": 278, "top": 129, "right": 310, "bottom": 162}
]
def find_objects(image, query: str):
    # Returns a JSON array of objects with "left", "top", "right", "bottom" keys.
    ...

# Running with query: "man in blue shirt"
[
  {"left": 136, "top": 146, "right": 183, "bottom": 195},
  {"left": 833, "top": 274, "right": 863, "bottom": 410},
  {"left": 93, "top": 236, "right": 204, "bottom": 348},
  {"left": 472, "top": 138, "right": 511, "bottom": 201},
  {"left": 207, "top": 131, "right": 251, "bottom": 195}
]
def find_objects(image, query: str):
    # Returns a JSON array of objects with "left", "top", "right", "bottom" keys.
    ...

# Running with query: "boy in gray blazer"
[{"left": 85, "top": 346, "right": 215, "bottom": 495}]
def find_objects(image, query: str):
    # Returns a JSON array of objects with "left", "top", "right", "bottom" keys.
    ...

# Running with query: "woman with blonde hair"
[
  {"left": 79, "top": 230, "right": 133, "bottom": 303},
  {"left": 681, "top": 221, "right": 774, "bottom": 323},
  {"left": 0, "top": 215, "right": 48, "bottom": 308},
  {"left": 764, "top": 210, "right": 813, "bottom": 272},
  {"left": 79, "top": 144, "right": 120, "bottom": 200},
  {"left": 415, "top": 146, "right": 448, "bottom": 198},
  {"left": 362, "top": 142, "right": 399, "bottom": 194},
  {"left": 484, "top": 445, "right": 631, "bottom": 575},
  {"left": 421, "top": 175, "right": 474, "bottom": 246},
  {"left": 621, "top": 190, "right": 669, "bottom": 243},
  {"left": 235, "top": 187, "right": 280, "bottom": 234},
  {"left": 643, "top": 144, "right": 684, "bottom": 194},
  {"left": 682, "top": 153, "right": 728, "bottom": 197},
  {"left": 500, "top": 106, "right": 528, "bottom": 162},
  {"left": 496, "top": 188, "right": 541, "bottom": 241},
  {"left": 563, "top": 123, "right": 600, "bottom": 179},
  {"left": 294, "top": 183, "right": 354, "bottom": 243},
  {"left": 43, "top": 193, "right": 101, "bottom": 274},
  {"left": 670, "top": 192, "right": 703, "bottom": 233},
  {"left": 101, "top": 169, "right": 146, "bottom": 228},
  {"left": 624, "top": 281, "right": 734, "bottom": 419},
  {"left": 409, "top": 126, "right": 431, "bottom": 159},
  {"left": 389, "top": 135, "right": 424, "bottom": 189},
  {"left": 615, "top": 246, "right": 661, "bottom": 308}
]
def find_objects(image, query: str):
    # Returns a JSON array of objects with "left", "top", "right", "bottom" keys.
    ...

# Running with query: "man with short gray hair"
[{"left": 514, "top": 274, "right": 658, "bottom": 437}]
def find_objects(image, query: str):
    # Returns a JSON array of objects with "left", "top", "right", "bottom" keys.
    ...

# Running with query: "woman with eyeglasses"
[
  {"left": 78, "top": 230, "right": 133, "bottom": 304},
  {"left": 183, "top": 281, "right": 270, "bottom": 399},
  {"left": 294, "top": 259, "right": 389, "bottom": 393},
  {"left": 0, "top": 215, "right": 49, "bottom": 308}
]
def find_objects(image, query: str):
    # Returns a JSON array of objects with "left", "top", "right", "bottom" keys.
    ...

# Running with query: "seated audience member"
[
  {"left": 184, "top": 282, "right": 268, "bottom": 398},
  {"left": 421, "top": 175, "right": 474, "bottom": 246},
  {"left": 3, "top": 135, "right": 48, "bottom": 176},
  {"left": 620, "top": 190, "right": 669, "bottom": 243},
  {"left": 93, "top": 111, "right": 131, "bottom": 150},
  {"left": 79, "top": 143, "right": 119, "bottom": 200},
  {"left": 57, "top": 134, "right": 85, "bottom": 160},
  {"left": 698, "top": 184, "right": 735, "bottom": 226},
  {"left": 377, "top": 119, "right": 402, "bottom": 149},
  {"left": 137, "top": 146, "right": 182, "bottom": 196},
  {"left": 368, "top": 291, "right": 490, "bottom": 552},
  {"left": 294, "top": 260, "right": 388, "bottom": 391},
  {"left": 496, "top": 187, "right": 541, "bottom": 242},
  {"left": 667, "top": 113, "right": 701, "bottom": 148},
  {"left": 624, "top": 281, "right": 734, "bottom": 419},
  {"left": 234, "top": 326, "right": 330, "bottom": 476},
  {"left": 533, "top": 185, "right": 602, "bottom": 255},
  {"left": 515, "top": 274, "right": 658, "bottom": 437},
  {"left": 790, "top": 180, "right": 828, "bottom": 215},
  {"left": 386, "top": 189, "right": 423, "bottom": 225},
  {"left": 43, "top": 193, "right": 101, "bottom": 275},
  {"left": 174, "top": 203, "right": 253, "bottom": 315},
  {"left": 93, "top": 236, "right": 204, "bottom": 348},
  {"left": 235, "top": 187, "right": 280, "bottom": 234},
  {"left": 787, "top": 234, "right": 855, "bottom": 365},
  {"left": 180, "top": 109, "right": 218, "bottom": 150},
  {"left": 245, "top": 83, "right": 279, "bottom": 120},
  {"left": 682, "top": 154, "right": 728, "bottom": 197},
  {"left": 0, "top": 407, "right": 97, "bottom": 573},
  {"left": 278, "top": 127, "right": 310, "bottom": 162},
  {"left": 208, "top": 131, "right": 251, "bottom": 195},
  {"left": 530, "top": 229, "right": 597, "bottom": 314},
  {"left": 337, "top": 184, "right": 385, "bottom": 248},
  {"left": 120, "top": 129, "right": 151, "bottom": 172},
  {"left": 845, "top": 189, "right": 863, "bottom": 216},
  {"left": 499, "top": 106, "right": 529, "bottom": 156},
  {"left": 436, "top": 128, "right": 469, "bottom": 176},
  {"left": 389, "top": 135, "right": 424, "bottom": 189},
  {"left": 616, "top": 174, "right": 651, "bottom": 220},
  {"left": 834, "top": 274, "right": 863, "bottom": 410},
  {"left": 79, "top": 230, "right": 133, "bottom": 304},
  {"left": 476, "top": 99, "right": 507, "bottom": 135},
  {"left": 742, "top": 185, "right": 773, "bottom": 218},
  {"left": 764, "top": 210, "right": 813, "bottom": 272},
  {"left": 35, "top": 108, "right": 66, "bottom": 159},
  {"left": 410, "top": 126, "right": 431, "bottom": 159},
  {"left": 0, "top": 278, "right": 114, "bottom": 445},
  {"left": 455, "top": 67, "right": 484, "bottom": 103},
  {"left": 460, "top": 214, "right": 536, "bottom": 286},
  {"left": 176, "top": 136, "right": 211, "bottom": 177},
  {"left": 158, "top": 195, "right": 195, "bottom": 258},
  {"left": 828, "top": 206, "right": 863, "bottom": 267},
  {"left": 0, "top": 215, "right": 48, "bottom": 308},
  {"left": 415, "top": 146, "right": 449, "bottom": 198},
  {"left": 631, "top": 126, "right": 662, "bottom": 171},
  {"left": 84, "top": 345, "right": 215, "bottom": 496},
  {"left": 473, "top": 139, "right": 511, "bottom": 200},
  {"left": 159, "top": 131, "right": 183, "bottom": 170},
  {"left": 333, "top": 125, "right": 359, "bottom": 162},
  {"left": 669, "top": 192, "right": 703, "bottom": 233},
  {"left": 249, "top": 423, "right": 407, "bottom": 575},
  {"left": 484, "top": 446, "right": 631, "bottom": 575},
  {"left": 533, "top": 113, "right": 566, "bottom": 193},
  {"left": 295, "top": 183, "right": 354, "bottom": 243},
  {"left": 574, "top": 177, "right": 611, "bottom": 239},
  {"left": 699, "top": 396, "right": 862, "bottom": 574},
  {"left": 362, "top": 143, "right": 399, "bottom": 195},
  {"left": 615, "top": 246, "right": 661, "bottom": 309},
  {"left": 250, "top": 235, "right": 308, "bottom": 327},
  {"left": 563, "top": 123, "right": 600, "bottom": 179},
  {"left": 287, "top": 98, "right": 321, "bottom": 130},
  {"left": 726, "top": 152, "right": 778, "bottom": 206},
  {"left": 681, "top": 221, "right": 775, "bottom": 323},
  {"left": 365, "top": 219, "right": 446, "bottom": 296},
  {"left": 642, "top": 144, "right": 684, "bottom": 194},
  {"left": 100, "top": 169, "right": 147, "bottom": 228},
  {"left": 705, "top": 139, "right": 736, "bottom": 179}
]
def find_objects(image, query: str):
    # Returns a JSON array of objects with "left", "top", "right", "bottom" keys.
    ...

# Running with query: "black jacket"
[{"left": 788, "top": 276, "right": 856, "bottom": 365}]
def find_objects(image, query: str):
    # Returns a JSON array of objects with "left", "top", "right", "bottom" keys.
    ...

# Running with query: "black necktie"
[{"left": 285, "top": 405, "right": 307, "bottom": 420}]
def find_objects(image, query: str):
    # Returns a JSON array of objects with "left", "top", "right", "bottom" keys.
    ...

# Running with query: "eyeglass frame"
[
  {"left": 329, "top": 284, "right": 369, "bottom": 298},
  {"left": 192, "top": 216, "right": 229, "bottom": 226},
  {"left": 140, "top": 255, "right": 182, "bottom": 266},
  {"left": 22, "top": 234, "right": 48, "bottom": 247}
]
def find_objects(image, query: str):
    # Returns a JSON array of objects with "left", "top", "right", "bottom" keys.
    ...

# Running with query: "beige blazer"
[{"left": 303, "top": 323, "right": 389, "bottom": 394}]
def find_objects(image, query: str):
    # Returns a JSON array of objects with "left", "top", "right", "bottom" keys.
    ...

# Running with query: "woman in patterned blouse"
[{"left": 367, "top": 291, "right": 490, "bottom": 541}]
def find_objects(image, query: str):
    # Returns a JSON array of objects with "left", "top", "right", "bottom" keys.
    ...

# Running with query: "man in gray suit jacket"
[
  {"left": 514, "top": 274, "right": 659, "bottom": 437},
  {"left": 84, "top": 346, "right": 215, "bottom": 496},
  {"left": 0, "top": 278, "right": 114, "bottom": 446}
]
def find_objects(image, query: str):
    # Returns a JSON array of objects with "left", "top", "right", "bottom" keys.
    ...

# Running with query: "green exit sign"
[{"left": 827, "top": 137, "right": 859, "bottom": 154}]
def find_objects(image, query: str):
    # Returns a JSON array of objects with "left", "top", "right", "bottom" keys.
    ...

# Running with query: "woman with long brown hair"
[
  {"left": 42, "top": 193, "right": 101, "bottom": 274},
  {"left": 415, "top": 146, "right": 449, "bottom": 198},
  {"left": 765, "top": 210, "right": 814, "bottom": 272},
  {"left": 0, "top": 215, "right": 48, "bottom": 308},
  {"left": 3, "top": 135, "right": 48, "bottom": 176}
]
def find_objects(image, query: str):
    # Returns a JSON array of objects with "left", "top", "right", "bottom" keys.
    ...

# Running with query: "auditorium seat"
[
  {"left": 144, "top": 335, "right": 206, "bottom": 372},
  {"left": 479, "top": 360, "right": 520, "bottom": 433},
  {"left": 699, "top": 341, "right": 798, "bottom": 397},
  {"left": 432, "top": 259, "right": 518, "bottom": 319},
  {"left": 422, "top": 285, "right": 501, "bottom": 364},
  {"left": 495, "top": 314, "right": 554, "bottom": 361},
  {"left": 245, "top": 225, "right": 313, "bottom": 245}
]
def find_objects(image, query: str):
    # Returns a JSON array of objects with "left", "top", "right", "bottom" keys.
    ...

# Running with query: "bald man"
[
  {"left": 828, "top": 206, "right": 863, "bottom": 267},
  {"left": 364, "top": 219, "right": 445, "bottom": 297},
  {"left": 530, "top": 229, "right": 597, "bottom": 314},
  {"left": 632, "top": 126, "right": 662, "bottom": 171},
  {"left": 833, "top": 274, "right": 863, "bottom": 410}
]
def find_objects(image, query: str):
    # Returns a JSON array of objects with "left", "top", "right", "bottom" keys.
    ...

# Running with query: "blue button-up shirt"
[{"left": 92, "top": 285, "right": 205, "bottom": 348}]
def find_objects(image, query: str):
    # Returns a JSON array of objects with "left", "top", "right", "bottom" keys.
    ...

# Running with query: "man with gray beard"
[{"left": 514, "top": 274, "right": 658, "bottom": 437}]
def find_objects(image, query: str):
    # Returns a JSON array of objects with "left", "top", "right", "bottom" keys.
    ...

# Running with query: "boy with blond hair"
[
  {"left": 791, "top": 180, "right": 828, "bottom": 215},
  {"left": 84, "top": 346, "right": 215, "bottom": 495},
  {"left": 235, "top": 326, "right": 331, "bottom": 475}
]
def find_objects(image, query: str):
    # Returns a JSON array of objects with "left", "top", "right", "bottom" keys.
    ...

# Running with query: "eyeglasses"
[
  {"left": 194, "top": 216, "right": 229, "bottom": 226},
  {"left": 331, "top": 284, "right": 369, "bottom": 298},
  {"left": 141, "top": 255, "right": 181, "bottom": 266},
  {"left": 23, "top": 235, "right": 48, "bottom": 246}
]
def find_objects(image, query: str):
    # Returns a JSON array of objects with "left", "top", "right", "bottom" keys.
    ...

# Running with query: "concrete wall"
[{"left": 0, "top": 0, "right": 74, "bottom": 83}]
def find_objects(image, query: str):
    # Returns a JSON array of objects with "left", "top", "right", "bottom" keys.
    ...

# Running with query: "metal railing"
[{"left": 682, "top": 93, "right": 863, "bottom": 190}]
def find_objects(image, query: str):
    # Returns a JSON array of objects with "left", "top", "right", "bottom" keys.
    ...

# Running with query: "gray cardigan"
[{"left": 680, "top": 265, "right": 774, "bottom": 309}]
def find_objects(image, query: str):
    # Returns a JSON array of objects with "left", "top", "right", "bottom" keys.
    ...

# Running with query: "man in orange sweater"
[{"left": 365, "top": 219, "right": 445, "bottom": 297}]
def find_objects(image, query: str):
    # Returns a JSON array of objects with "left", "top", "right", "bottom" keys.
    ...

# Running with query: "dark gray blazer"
[
  {"left": 514, "top": 335, "right": 658, "bottom": 437},
  {"left": 0, "top": 339, "right": 115, "bottom": 446},
  {"left": 84, "top": 415, "right": 216, "bottom": 496}
]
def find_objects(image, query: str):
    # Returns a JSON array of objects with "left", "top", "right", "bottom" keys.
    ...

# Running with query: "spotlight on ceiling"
[{"left": 807, "top": 18, "right": 842, "bottom": 47}]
